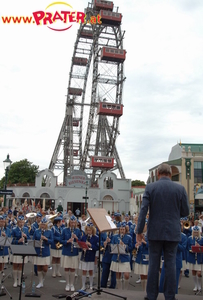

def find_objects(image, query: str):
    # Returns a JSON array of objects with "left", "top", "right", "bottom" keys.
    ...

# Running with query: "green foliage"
[
  {"left": 131, "top": 179, "right": 146, "bottom": 187},
  {"left": 0, "top": 177, "right": 5, "bottom": 189},
  {"left": 7, "top": 159, "right": 39, "bottom": 184}
]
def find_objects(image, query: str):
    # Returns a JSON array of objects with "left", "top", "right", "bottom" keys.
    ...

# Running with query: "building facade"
[{"left": 6, "top": 169, "right": 131, "bottom": 215}]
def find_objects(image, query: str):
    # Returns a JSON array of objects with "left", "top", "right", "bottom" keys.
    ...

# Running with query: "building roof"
[
  {"left": 149, "top": 158, "right": 182, "bottom": 172},
  {"left": 180, "top": 143, "right": 203, "bottom": 153}
]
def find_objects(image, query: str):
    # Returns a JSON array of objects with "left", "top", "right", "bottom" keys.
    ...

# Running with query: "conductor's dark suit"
[{"left": 137, "top": 177, "right": 189, "bottom": 300}]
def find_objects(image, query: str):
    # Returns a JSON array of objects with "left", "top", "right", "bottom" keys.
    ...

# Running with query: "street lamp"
[{"left": 3, "top": 154, "right": 12, "bottom": 207}]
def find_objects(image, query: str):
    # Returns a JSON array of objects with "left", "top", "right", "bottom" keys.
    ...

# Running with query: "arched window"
[
  {"left": 103, "top": 177, "right": 113, "bottom": 189},
  {"left": 22, "top": 192, "right": 30, "bottom": 198},
  {"left": 40, "top": 193, "right": 50, "bottom": 199},
  {"left": 103, "top": 195, "right": 113, "bottom": 201},
  {"left": 171, "top": 166, "right": 179, "bottom": 182}
]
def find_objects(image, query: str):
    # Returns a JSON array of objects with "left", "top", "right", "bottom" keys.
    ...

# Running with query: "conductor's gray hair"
[{"left": 158, "top": 163, "right": 172, "bottom": 176}]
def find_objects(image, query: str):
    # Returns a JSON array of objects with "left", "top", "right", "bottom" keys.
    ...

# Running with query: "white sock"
[
  {"left": 193, "top": 275, "right": 197, "bottom": 289},
  {"left": 124, "top": 279, "right": 129, "bottom": 290},
  {"left": 52, "top": 264, "right": 56, "bottom": 276},
  {"left": 89, "top": 275, "right": 93, "bottom": 287},
  {"left": 82, "top": 275, "right": 86, "bottom": 288},
  {"left": 70, "top": 272, "right": 75, "bottom": 285},
  {"left": 17, "top": 271, "right": 22, "bottom": 285},
  {"left": 38, "top": 272, "right": 43, "bottom": 285},
  {"left": 197, "top": 276, "right": 201, "bottom": 290},
  {"left": 13, "top": 270, "right": 17, "bottom": 286},
  {"left": 65, "top": 271, "right": 69, "bottom": 285},
  {"left": 56, "top": 264, "right": 61, "bottom": 275},
  {"left": 117, "top": 279, "right": 122, "bottom": 289}
]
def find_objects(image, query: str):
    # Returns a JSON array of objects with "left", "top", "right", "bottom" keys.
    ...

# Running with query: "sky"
[{"left": 0, "top": 0, "right": 203, "bottom": 184}]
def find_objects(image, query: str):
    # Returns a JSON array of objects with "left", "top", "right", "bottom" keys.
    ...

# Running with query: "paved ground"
[{"left": 0, "top": 262, "right": 202, "bottom": 300}]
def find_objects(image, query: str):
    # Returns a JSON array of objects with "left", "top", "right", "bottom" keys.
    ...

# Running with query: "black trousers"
[{"left": 147, "top": 240, "right": 178, "bottom": 300}]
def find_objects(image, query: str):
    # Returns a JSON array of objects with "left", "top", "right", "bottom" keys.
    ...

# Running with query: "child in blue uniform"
[
  {"left": 61, "top": 215, "right": 82, "bottom": 292},
  {"left": 110, "top": 222, "right": 133, "bottom": 289},
  {"left": 80, "top": 223, "right": 99, "bottom": 290},
  {"left": 0, "top": 215, "right": 11, "bottom": 275},
  {"left": 51, "top": 216, "right": 63, "bottom": 278},
  {"left": 32, "top": 218, "right": 53, "bottom": 289},
  {"left": 187, "top": 226, "right": 203, "bottom": 292},
  {"left": 11, "top": 215, "right": 30, "bottom": 287}
]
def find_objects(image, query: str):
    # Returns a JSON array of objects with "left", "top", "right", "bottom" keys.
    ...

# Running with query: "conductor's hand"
[{"left": 136, "top": 233, "right": 143, "bottom": 246}]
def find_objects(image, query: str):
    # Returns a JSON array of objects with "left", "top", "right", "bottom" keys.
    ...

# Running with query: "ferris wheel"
[{"left": 49, "top": 0, "right": 126, "bottom": 185}]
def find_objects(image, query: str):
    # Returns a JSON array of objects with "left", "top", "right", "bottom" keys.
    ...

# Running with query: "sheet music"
[
  {"left": 0, "top": 237, "right": 12, "bottom": 246},
  {"left": 110, "top": 244, "right": 128, "bottom": 254},
  {"left": 105, "top": 215, "right": 117, "bottom": 229}
]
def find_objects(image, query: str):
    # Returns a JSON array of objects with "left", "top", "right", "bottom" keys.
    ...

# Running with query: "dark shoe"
[
  {"left": 108, "top": 285, "right": 115, "bottom": 289},
  {"left": 185, "top": 274, "right": 189, "bottom": 278},
  {"left": 144, "top": 296, "right": 149, "bottom": 300}
]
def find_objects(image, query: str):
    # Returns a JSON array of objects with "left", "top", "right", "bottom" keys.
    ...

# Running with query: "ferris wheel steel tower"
[{"left": 49, "top": 0, "right": 127, "bottom": 185}]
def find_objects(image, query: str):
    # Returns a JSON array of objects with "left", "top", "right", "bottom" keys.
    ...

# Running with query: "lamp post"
[
  {"left": 3, "top": 154, "right": 12, "bottom": 207},
  {"left": 82, "top": 180, "right": 89, "bottom": 215}
]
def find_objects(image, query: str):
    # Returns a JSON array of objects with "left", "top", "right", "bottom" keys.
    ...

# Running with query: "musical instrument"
[
  {"left": 26, "top": 212, "right": 37, "bottom": 219},
  {"left": 102, "top": 232, "right": 111, "bottom": 255},
  {"left": 56, "top": 242, "right": 63, "bottom": 249},
  {"left": 117, "top": 234, "right": 124, "bottom": 262},
  {"left": 40, "top": 229, "right": 44, "bottom": 256},
  {"left": 21, "top": 227, "right": 27, "bottom": 244},
  {"left": 0, "top": 227, "right": 3, "bottom": 250},
  {"left": 183, "top": 221, "right": 190, "bottom": 230},
  {"left": 132, "top": 247, "right": 138, "bottom": 259},
  {"left": 47, "top": 213, "right": 58, "bottom": 228},
  {"left": 71, "top": 228, "right": 74, "bottom": 253},
  {"left": 55, "top": 226, "right": 63, "bottom": 249},
  {"left": 83, "top": 235, "right": 90, "bottom": 261}
]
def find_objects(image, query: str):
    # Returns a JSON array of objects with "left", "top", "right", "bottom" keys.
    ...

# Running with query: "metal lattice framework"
[{"left": 49, "top": 0, "right": 126, "bottom": 184}]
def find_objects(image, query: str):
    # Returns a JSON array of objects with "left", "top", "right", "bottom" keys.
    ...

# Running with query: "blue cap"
[
  {"left": 55, "top": 216, "right": 62, "bottom": 222},
  {"left": 70, "top": 215, "right": 77, "bottom": 221},
  {"left": 193, "top": 226, "right": 200, "bottom": 231},
  {"left": 114, "top": 212, "right": 121, "bottom": 217},
  {"left": 3, "top": 214, "right": 7, "bottom": 220},
  {"left": 120, "top": 222, "right": 126, "bottom": 227},
  {"left": 8, "top": 209, "right": 12, "bottom": 214},
  {"left": 18, "top": 216, "right": 24, "bottom": 221},
  {"left": 37, "top": 213, "right": 42, "bottom": 218},
  {"left": 0, "top": 216, "right": 4, "bottom": 220},
  {"left": 125, "top": 213, "right": 129, "bottom": 217},
  {"left": 41, "top": 218, "right": 47, "bottom": 224}
]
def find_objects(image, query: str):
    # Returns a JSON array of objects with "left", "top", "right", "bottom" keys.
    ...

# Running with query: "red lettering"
[
  {"left": 97, "top": 14, "right": 102, "bottom": 24},
  {"left": 69, "top": 11, "right": 76, "bottom": 23},
  {"left": 77, "top": 12, "right": 85, "bottom": 23},
  {"left": 43, "top": 12, "right": 53, "bottom": 25},
  {"left": 61, "top": 11, "right": 71, "bottom": 23},
  {"left": 1, "top": 16, "right": 11, "bottom": 23},
  {"left": 53, "top": 11, "right": 63, "bottom": 23},
  {"left": 90, "top": 16, "right": 96, "bottom": 24},
  {"left": 12, "top": 16, "right": 22, "bottom": 23},
  {"left": 32, "top": 11, "right": 45, "bottom": 25},
  {"left": 22, "top": 16, "right": 32, "bottom": 24}
]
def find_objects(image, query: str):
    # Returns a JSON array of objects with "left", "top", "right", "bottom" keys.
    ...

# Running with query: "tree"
[
  {"left": 131, "top": 179, "right": 146, "bottom": 187},
  {"left": 3, "top": 159, "right": 39, "bottom": 185}
]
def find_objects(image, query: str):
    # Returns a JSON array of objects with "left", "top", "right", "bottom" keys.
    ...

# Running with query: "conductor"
[{"left": 136, "top": 163, "right": 189, "bottom": 300}]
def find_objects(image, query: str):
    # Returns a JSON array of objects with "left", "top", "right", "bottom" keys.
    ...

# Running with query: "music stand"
[
  {"left": 191, "top": 245, "right": 203, "bottom": 295},
  {"left": 24, "top": 240, "right": 42, "bottom": 298},
  {"left": 0, "top": 237, "right": 13, "bottom": 299},
  {"left": 10, "top": 245, "right": 37, "bottom": 300},
  {"left": 75, "top": 208, "right": 127, "bottom": 300}
]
